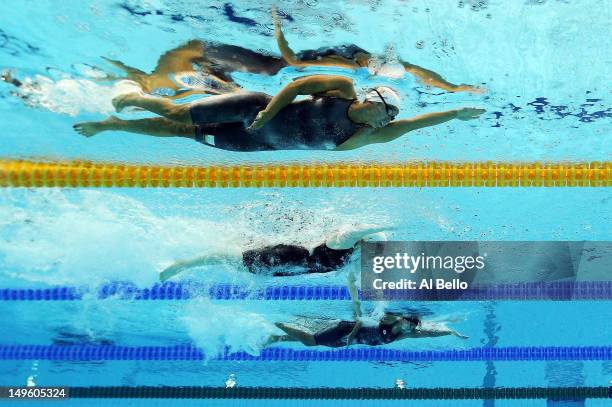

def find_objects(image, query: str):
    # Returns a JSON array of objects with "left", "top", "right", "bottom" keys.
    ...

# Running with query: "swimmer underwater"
[
  {"left": 266, "top": 274, "right": 467, "bottom": 348},
  {"left": 74, "top": 74, "right": 484, "bottom": 151},
  {"left": 85, "top": 8, "right": 483, "bottom": 98},
  {"left": 159, "top": 225, "right": 390, "bottom": 281}
]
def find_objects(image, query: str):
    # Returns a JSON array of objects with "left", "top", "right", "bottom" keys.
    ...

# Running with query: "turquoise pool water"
[{"left": 0, "top": 0, "right": 611, "bottom": 405}]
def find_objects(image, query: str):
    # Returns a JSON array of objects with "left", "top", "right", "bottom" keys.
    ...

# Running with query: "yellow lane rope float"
[{"left": 0, "top": 160, "right": 609, "bottom": 188}]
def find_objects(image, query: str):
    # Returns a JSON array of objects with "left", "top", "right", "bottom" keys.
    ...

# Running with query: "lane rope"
[
  {"left": 48, "top": 385, "right": 612, "bottom": 400},
  {"left": 1, "top": 345, "right": 611, "bottom": 362},
  {"left": 1, "top": 160, "right": 610, "bottom": 188},
  {"left": 2, "top": 281, "right": 612, "bottom": 301}
]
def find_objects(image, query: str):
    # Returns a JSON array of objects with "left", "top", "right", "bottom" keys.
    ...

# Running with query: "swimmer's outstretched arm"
[
  {"left": 335, "top": 107, "right": 486, "bottom": 150},
  {"left": 401, "top": 61, "right": 485, "bottom": 93},
  {"left": 159, "top": 254, "right": 241, "bottom": 282},
  {"left": 326, "top": 225, "right": 393, "bottom": 250},
  {"left": 399, "top": 322, "right": 469, "bottom": 340},
  {"left": 272, "top": 8, "right": 359, "bottom": 69},
  {"left": 248, "top": 75, "right": 356, "bottom": 130}
]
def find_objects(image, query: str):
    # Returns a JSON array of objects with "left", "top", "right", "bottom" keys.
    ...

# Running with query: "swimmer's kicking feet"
[
  {"left": 74, "top": 75, "right": 484, "bottom": 151},
  {"left": 1, "top": 70, "right": 22, "bottom": 87}
]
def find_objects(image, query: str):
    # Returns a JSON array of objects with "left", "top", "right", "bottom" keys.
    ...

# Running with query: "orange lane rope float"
[{"left": 0, "top": 160, "right": 609, "bottom": 188}]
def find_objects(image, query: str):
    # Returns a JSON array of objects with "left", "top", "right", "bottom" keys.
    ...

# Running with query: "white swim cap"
[{"left": 364, "top": 86, "right": 401, "bottom": 111}]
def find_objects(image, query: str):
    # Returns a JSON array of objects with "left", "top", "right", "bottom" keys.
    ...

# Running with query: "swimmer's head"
[
  {"left": 399, "top": 316, "right": 421, "bottom": 332},
  {"left": 383, "top": 312, "right": 421, "bottom": 333},
  {"left": 362, "top": 86, "right": 401, "bottom": 128}
]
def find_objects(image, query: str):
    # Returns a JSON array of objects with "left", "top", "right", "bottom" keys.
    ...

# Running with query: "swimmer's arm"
[
  {"left": 249, "top": 75, "right": 356, "bottom": 130},
  {"left": 347, "top": 271, "right": 362, "bottom": 318},
  {"left": 273, "top": 8, "right": 300, "bottom": 66},
  {"left": 159, "top": 254, "right": 239, "bottom": 282},
  {"left": 337, "top": 108, "right": 486, "bottom": 150},
  {"left": 401, "top": 61, "right": 485, "bottom": 93},
  {"left": 273, "top": 8, "right": 359, "bottom": 69},
  {"left": 345, "top": 320, "right": 363, "bottom": 346},
  {"left": 159, "top": 256, "right": 208, "bottom": 282},
  {"left": 398, "top": 327, "right": 469, "bottom": 340},
  {"left": 327, "top": 226, "right": 393, "bottom": 250},
  {"left": 170, "top": 89, "right": 218, "bottom": 99}
]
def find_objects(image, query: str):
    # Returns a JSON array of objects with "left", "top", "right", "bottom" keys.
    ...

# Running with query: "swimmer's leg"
[
  {"left": 275, "top": 322, "right": 317, "bottom": 346},
  {"left": 1, "top": 69, "right": 23, "bottom": 87},
  {"left": 263, "top": 334, "right": 299, "bottom": 347},
  {"left": 112, "top": 93, "right": 192, "bottom": 123},
  {"left": 401, "top": 61, "right": 485, "bottom": 93},
  {"left": 102, "top": 57, "right": 147, "bottom": 79},
  {"left": 73, "top": 116, "right": 195, "bottom": 138}
]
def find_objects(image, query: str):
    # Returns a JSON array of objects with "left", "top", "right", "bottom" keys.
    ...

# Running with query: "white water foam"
[
  {"left": 9, "top": 75, "right": 141, "bottom": 116},
  {"left": 181, "top": 298, "right": 277, "bottom": 358},
  {"left": 0, "top": 190, "right": 242, "bottom": 286}
]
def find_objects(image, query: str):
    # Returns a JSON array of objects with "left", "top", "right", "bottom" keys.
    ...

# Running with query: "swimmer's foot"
[
  {"left": 1, "top": 69, "right": 22, "bottom": 87},
  {"left": 1, "top": 69, "right": 12, "bottom": 83},
  {"left": 73, "top": 116, "right": 122, "bottom": 137},
  {"left": 112, "top": 91, "right": 144, "bottom": 112}
]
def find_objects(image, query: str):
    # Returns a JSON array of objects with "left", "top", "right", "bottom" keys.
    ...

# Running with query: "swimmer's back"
[
  {"left": 314, "top": 320, "right": 400, "bottom": 347},
  {"left": 296, "top": 44, "right": 369, "bottom": 66},
  {"left": 203, "top": 43, "right": 287, "bottom": 76},
  {"left": 242, "top": 243, "right": 354, "bottom": 276},
  {"left": 190, "top": 92, "right": 362, "bottom": 151}
]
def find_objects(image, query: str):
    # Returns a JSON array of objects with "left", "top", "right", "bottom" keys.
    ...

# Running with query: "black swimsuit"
[
  {"left": 203, "top": 43, "right": 288, "bottom": 78},
  {"left": 296, "top": 44, "right": 369, "bottom": 66},
  {"left": 189, "top": 92, "right": 361, "bottom": 151},
  {"left": 314, "top": 320, "right": 400, "bottom": 348},
  {"left": 242, "top": 243, "right": 354, "bottom": 276},
  {"left": 201, "top": 43, "right": 369, "bottom": 80}
]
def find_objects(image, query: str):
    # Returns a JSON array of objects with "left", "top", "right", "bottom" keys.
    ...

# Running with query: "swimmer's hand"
[
  {"left": 248, "top": 109, "right": 272, "bottom": 130},
  {"left": 455, "top": 107, "right": 486, "bottom": 121},
  {"left": 451, "top": 330, "right": 469, "bottom": 340},
  {"left": 346, "top": 320, "right": 363, "bottom": 347},
  {"left": 272, "top": 7, "right": 281, "bottom": 28}
]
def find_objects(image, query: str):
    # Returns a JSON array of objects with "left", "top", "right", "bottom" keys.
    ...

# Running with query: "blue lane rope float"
[
  {"left": 1, "top": 345, "right": 611, "bottom": 362},
  {"left": 2, "top": 281, "right": 612, "bottom": 301},
  {"left": 53, "top": 385, "right": 612, "bottom": 400}
]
